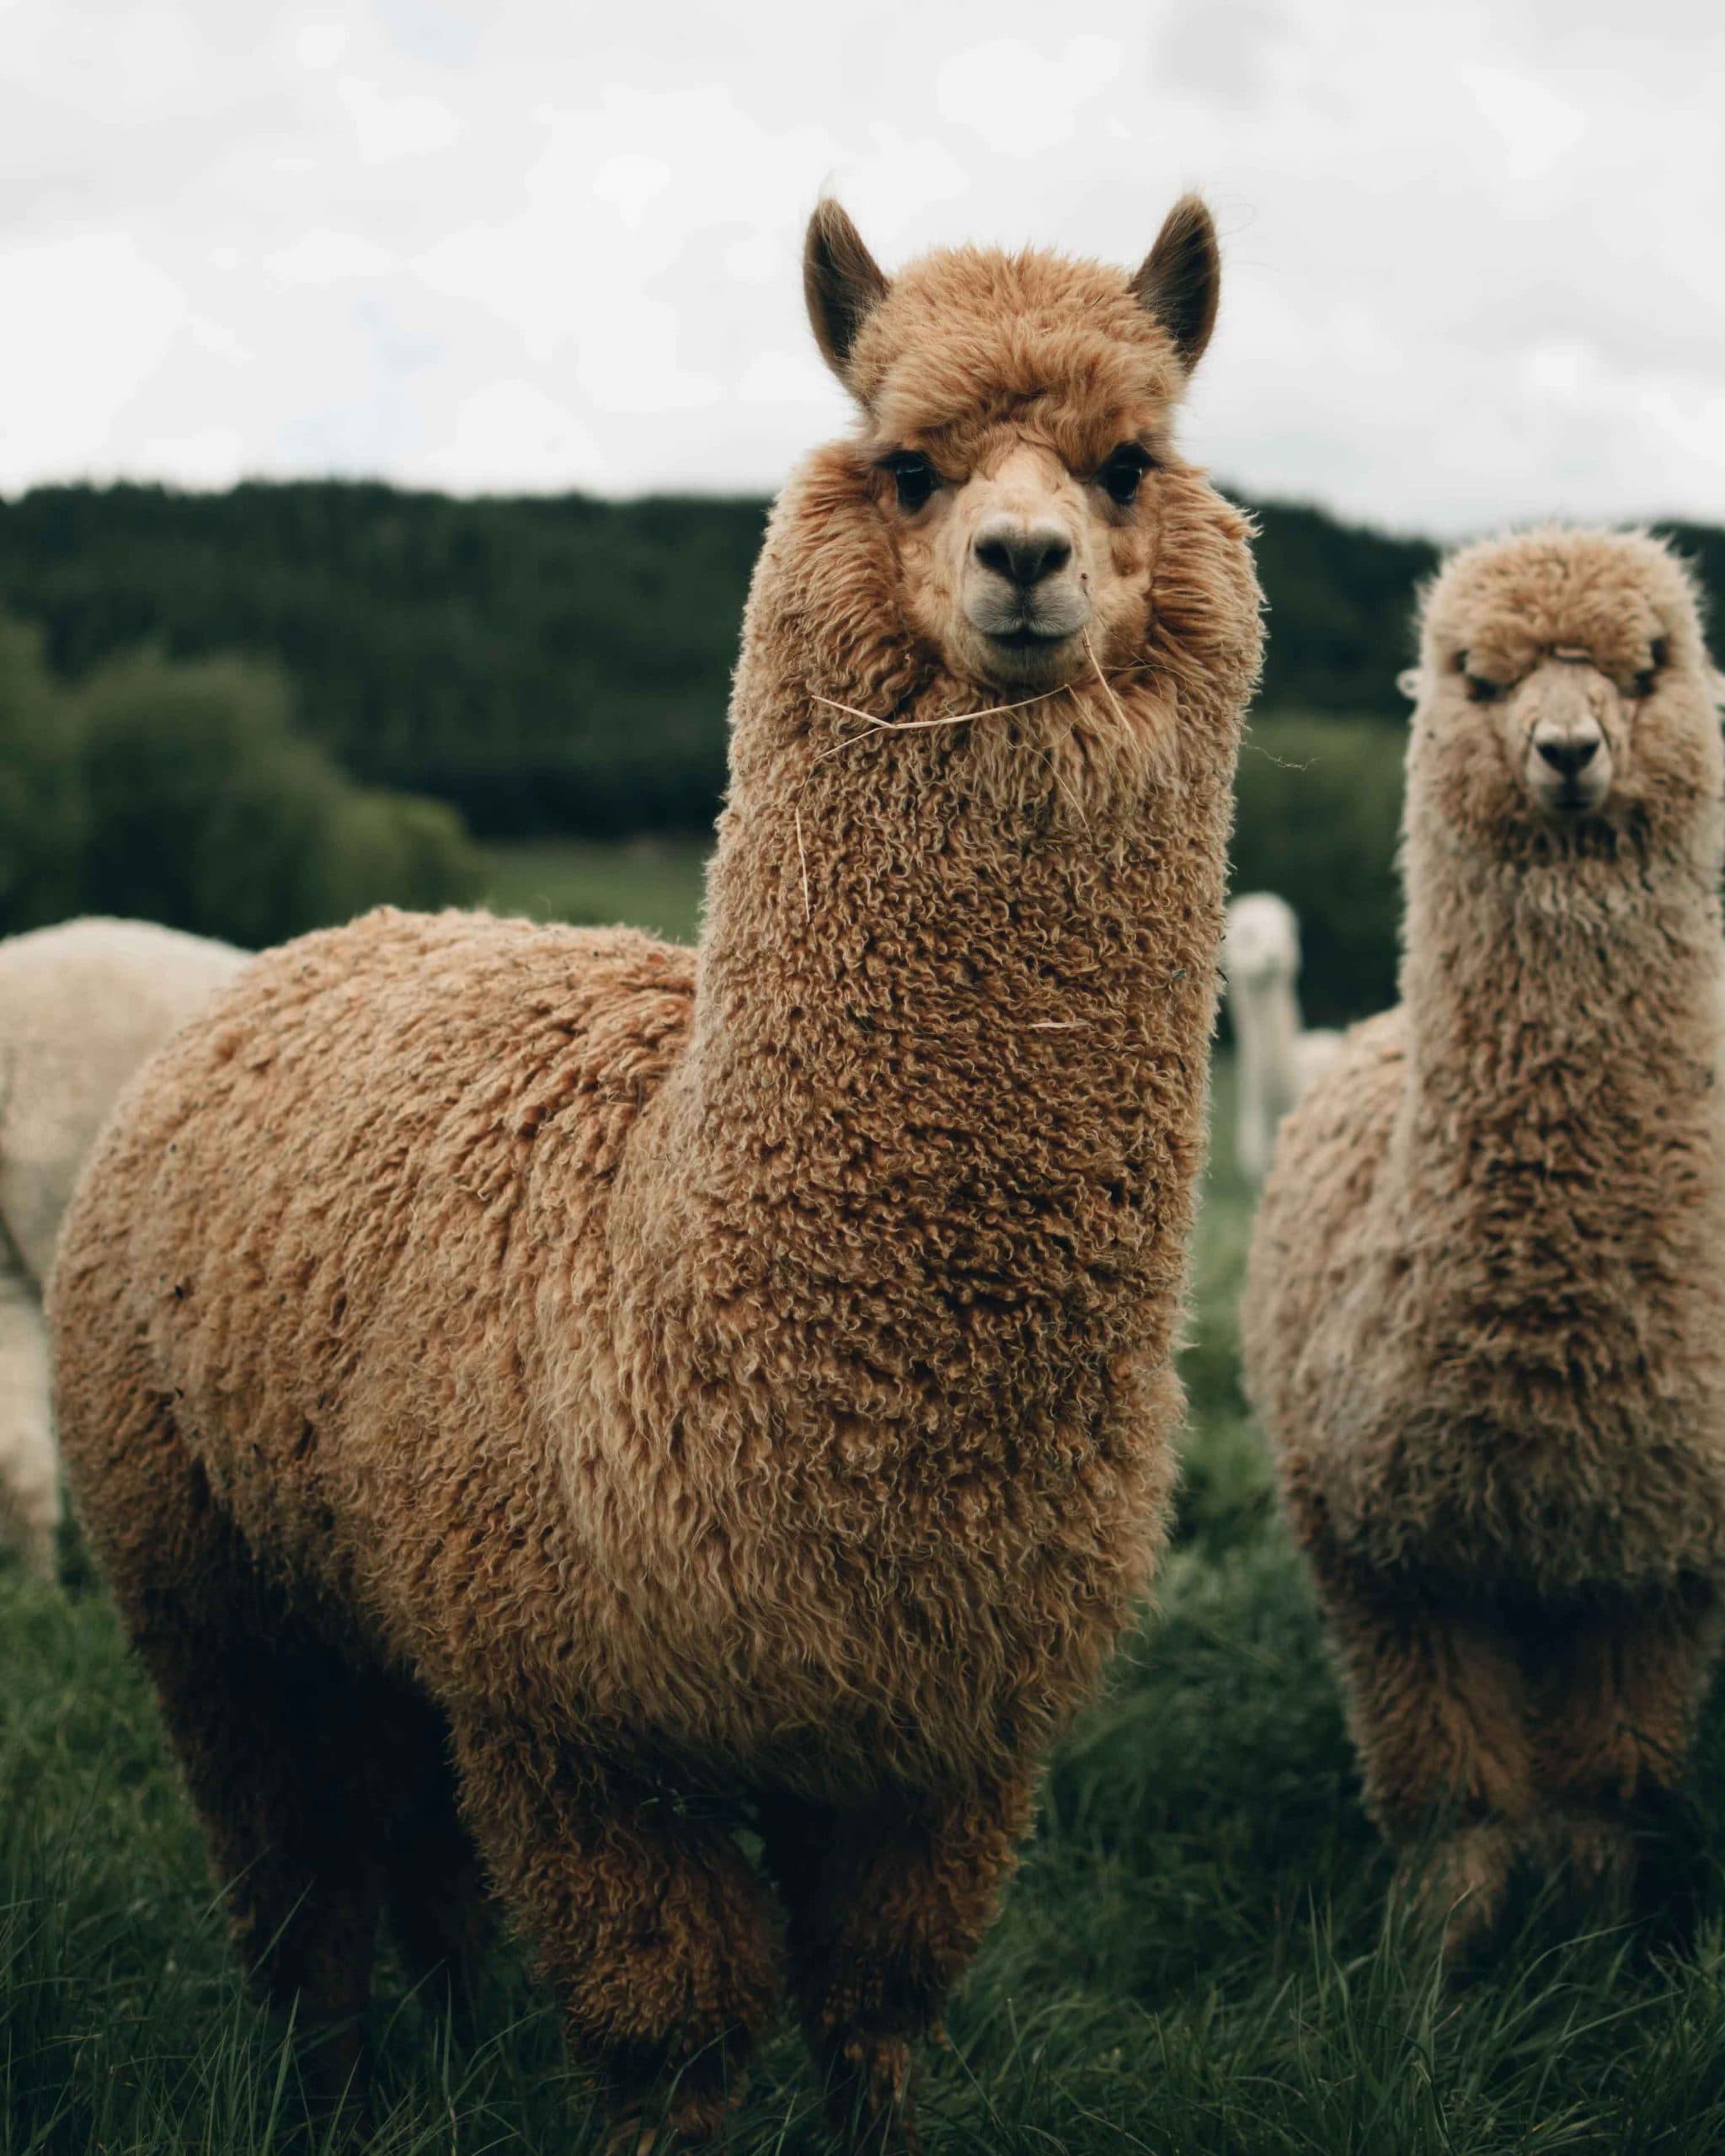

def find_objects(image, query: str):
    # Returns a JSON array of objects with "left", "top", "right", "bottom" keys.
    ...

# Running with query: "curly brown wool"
[
  {"left": 50, "top": 196, "right": 1261, "bottom": 2148},
  {"left": 1242, "top": 528, "right": 1725, "bottom": 1963}
]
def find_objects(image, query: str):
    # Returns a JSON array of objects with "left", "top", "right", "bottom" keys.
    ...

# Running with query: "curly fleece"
[
  {"left": 51, "top": 226, "right": 1262, "bottom": 2144},
  {"left": 0, "top": 917, "right": 246, "bottom": 1578},
  {"left": 1242, "top": 528, "right": 1725, "bottom": 1952}
]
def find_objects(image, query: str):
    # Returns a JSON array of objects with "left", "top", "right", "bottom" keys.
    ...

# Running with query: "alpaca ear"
[
  {"left": 1131, "top": 195, "right": 1221, "bottom": 373},
  {"left": 804, "top": 199, "right": 889, "bottom": 389},
  {"left": 1397, "top": 667, "right": 1423, "bottom": 701}
]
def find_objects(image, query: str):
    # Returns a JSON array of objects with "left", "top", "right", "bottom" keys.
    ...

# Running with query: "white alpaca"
[
  {"left": 1221, "top": 893, "right": 1341, "bottom": 1187},
  {"left": 0, "top": 917, "right": 248, "bottom": 1577}
]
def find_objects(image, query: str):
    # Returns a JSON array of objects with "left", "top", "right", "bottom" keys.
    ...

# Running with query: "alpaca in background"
[
  {"left": 1221, "top": 892, "right": 1341, "bottom": 1186},
  {"left": 0, "top": 917, "right": 247, "bottom": 1577},
  {"left": 51, "top": 195, "right": 1262, "bottom": 2149},
  {"left": 1242, "top": 530, "right": 1725, "bottom": 1961}
]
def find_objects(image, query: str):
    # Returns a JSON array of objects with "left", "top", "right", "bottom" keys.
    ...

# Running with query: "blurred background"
[{"left": 3, "top": 0, "right": 1722, "bottom": 1024}]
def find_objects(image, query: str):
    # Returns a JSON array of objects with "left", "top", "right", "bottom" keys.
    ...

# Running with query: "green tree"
[
  {"left": 72, "top": 649, "right": 483, "bottom": 948},
  {"left": 1231, "top": 712, "right": 1407, "bottom": 1027},
  {"left": 0, "top": 613, "right": 83, "bottom": 935}
]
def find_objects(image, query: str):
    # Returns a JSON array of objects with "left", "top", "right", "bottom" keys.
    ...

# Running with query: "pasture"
[{"left": 3, "top": 845, "right": 1722, "bottom": 2154}]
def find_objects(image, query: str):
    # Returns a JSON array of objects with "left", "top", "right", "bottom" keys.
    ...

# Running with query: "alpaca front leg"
[
  {"left": 1529, "top": 1584, "right": 1723, "bottom": 1929},
  {"left": 761, "top": 1774, "right": 1034, "bottom": 2152},
  {"left": 450, "top": 1719, "right": 782, "bottom": 2148},
  {"left": 0, "top": 1260, "right": 59, "bottom": 1580},
  {"left": 1316, "top": 1565, "right": 1535, "bottom": 1963}
]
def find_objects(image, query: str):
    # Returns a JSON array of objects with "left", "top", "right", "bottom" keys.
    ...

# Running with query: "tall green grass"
[{"left": 5, "top": 947, "right": 1724, "bottom": 2151}]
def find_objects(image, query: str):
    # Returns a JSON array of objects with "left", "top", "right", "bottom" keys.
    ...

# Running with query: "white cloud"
[
  {"left": 0, "top": 232, "right": 187, "bottom": 488},
  {"left": 415, "top": 377, "right": 607, "bottom": 491},
  {"left": 935, "top": 35, "right": 1123, "bottom": 157},
  {"left": 0, "top": 0, "right": 1719, "bottom": 533},
  {"left": 266, "top": 229, "right": 398, "bottom": 283},
  {"left": 1461, "top": 65, "right": 1588, "bottom": 182},
  {"left": 335, "top": 73, "right": 462, "bottom": 162}
]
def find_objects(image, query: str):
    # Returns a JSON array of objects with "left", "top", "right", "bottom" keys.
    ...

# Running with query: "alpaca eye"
[
  {"left": 880, "top": 452, "right": 936, "bottom": 512},
  {"left": 1098, "top": 444, "right": 1154, "bottom": 507},
  {"left": 1465, "top": 673, "right": 1507, "bottom": 703},
  {"left": 1635, "top": 637, "right": 1670, "bottom": 697}
]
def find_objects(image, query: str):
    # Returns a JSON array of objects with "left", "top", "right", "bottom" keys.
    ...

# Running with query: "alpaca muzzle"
[{"left": 1518, "top": 659, "right": 1616, "bottom": 815}]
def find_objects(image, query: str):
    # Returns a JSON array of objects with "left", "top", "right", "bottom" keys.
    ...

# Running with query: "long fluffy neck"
[
  {"left": 1398, "top": 815, "right": 1725, "bottom": 1209},
  {"left": 633, "top": 459, "right": 1260, "bottom": 1427},
  {"left": 1231, "top": 970, "right": 1304, "bottom": 1164}
]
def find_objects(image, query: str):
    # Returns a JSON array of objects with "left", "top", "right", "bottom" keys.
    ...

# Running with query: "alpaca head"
[
  {"left": 800, "top": 196, "right": 1222, "bottom": 696},
  {"left": 1402, "top": 529, "right": 1723, "bottom": 857},
  {"left": 1223, "top": 893, "right": 1300, "bottom": 990}
]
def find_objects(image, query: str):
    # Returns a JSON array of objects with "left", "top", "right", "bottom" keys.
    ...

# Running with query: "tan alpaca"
[
  {"left": 51, "top": 198, "right": 1262, "bottom": 2148},
  {"left": 0, "top": 917, "right": 247, "bottom": 1578},
  {"left": 1242, "top": 529, "right": 1725, "bottom": 1960}
]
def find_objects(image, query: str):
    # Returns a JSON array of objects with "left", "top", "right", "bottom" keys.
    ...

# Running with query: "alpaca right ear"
[
  {"left": 1397, "top": 667, "right": 1423, "bottom": 701},
  {"left": 804, "top": 200, "right": 889, "bottom": 390},
  {"left": 1132, "top": 196, "right": 1220, "bottom": 373}
]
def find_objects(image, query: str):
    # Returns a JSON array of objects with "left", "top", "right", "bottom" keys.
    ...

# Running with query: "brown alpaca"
[
  {"left": 1242, "top": 529, "right": 1725, "bottom": 1961},
  {"left": 50, "top": 197, "right": 1261, "bottom": 2148}
]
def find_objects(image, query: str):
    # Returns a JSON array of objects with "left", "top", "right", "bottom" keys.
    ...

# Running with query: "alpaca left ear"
[
  {"left": 1132, "top": 196, "right": 1220, "bottom": 373},
  {"left": 804, "top": 199, "right": 889, "bottom": 391}
]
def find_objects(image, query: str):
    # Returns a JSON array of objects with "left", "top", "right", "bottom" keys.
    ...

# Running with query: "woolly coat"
[
  {"left": 1, "top": 917, "right": 248, "bottom": 1288},
  {"left": 1242, "top": 531, "right": 1725, "bottom": 1602},
  {"left": 0, "top": 916, "right": 246, "bottom": 1574},
  {"left": 51, "top": 272, "right": 1263, "bottom": 1813}
]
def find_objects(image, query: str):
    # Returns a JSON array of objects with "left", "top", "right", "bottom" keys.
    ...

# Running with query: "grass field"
[
  {"left": 5, "top": 847, "right": 1725, "bottom": 2153},
  {"left": 481, "top": 837, "right": 711, "bottom": 944}
]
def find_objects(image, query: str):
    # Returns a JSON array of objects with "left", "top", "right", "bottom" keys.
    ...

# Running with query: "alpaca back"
[
  {"left": 51, "top": 909, "right": 695, "bottom": 1698},
  {"left": 1, "top": 917, "right": 248, "bottom": 1287}
]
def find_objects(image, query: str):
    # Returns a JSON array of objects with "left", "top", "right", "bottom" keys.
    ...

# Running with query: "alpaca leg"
[
  {"left": 133, "top": 1591, "right": 390, "bottom": 2105},
  {"left": 1316, "top": 1566, "right": 1535, "bottom": 1961},
  {"left": 760, "top": 1775, "right": 1035, "bottom": 2153},
  {"left": 380, "top": 1706, "right": 494, "bottom": 2017},
  {"left": 449, "top": 1717, "right": 782, "bottom": 2147},
  {"left": 1527, "top": 1586, "right": 1723, "bottom": 1924},
  {"left": 74, "top": 1396, "right": 385, "bottom": 2106},
  {"left": 0, "top": 1253, "right": 58, "bottom": 1580}
]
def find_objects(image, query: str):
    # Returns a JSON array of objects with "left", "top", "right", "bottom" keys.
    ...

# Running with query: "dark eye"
[
  {"left": 1098, "top": 443, "right": 1154, "bottom": 506},
  {"left": 1635, "top": 636, "right": 1670, "bottom": 696},
  {"left": 1465, "top": 672, "right": 1507, "bottom": 703},
  {"left": 879, "top": 452, "right": 936, "bottom": 512}
]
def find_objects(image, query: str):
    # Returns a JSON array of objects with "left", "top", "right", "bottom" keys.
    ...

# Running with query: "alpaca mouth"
[
  {"left": 1537, "top": 778, "right": 1610, "bottom": 818},
  {"left": 985, "top": 624, "right": 1076, "bottom": 651}
]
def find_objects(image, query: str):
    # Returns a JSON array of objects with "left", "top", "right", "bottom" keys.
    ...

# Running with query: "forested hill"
[{"left": 1, "top": 481, "right": 1718, "bottom": 838}]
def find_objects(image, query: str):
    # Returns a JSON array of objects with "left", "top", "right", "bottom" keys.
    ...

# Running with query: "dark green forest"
[
  {"left": 2, "top": 481, "right": 1718, "bottom": 1019},
  {"left": 0, "top": 478, "right": 1486, "bottom": 835}
]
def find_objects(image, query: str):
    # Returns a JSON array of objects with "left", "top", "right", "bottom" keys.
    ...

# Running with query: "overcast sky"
[{"left": 2, "top": 0, "right": 1720, "bottom": 537}]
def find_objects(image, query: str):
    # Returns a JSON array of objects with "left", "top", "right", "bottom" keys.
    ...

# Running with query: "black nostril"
[
  {"left": 975, "top": 528, "right": 1072, "bottom": 588},
  {"left": 1536, "top": 736, "right": 1599, "bottom": 776}
]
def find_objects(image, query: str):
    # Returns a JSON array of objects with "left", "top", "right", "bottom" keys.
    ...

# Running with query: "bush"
[
  {"left": 1231, "top": 709, "right": 1406, "bottom": 1027},
  {"left": 0, "top": 616, "right": 83, "bottom": 936},
  {"left": 72, "top": 648, "right": 484, "bottom": 949}
]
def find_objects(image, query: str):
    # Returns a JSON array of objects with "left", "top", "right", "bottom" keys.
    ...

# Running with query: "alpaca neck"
[
  {"left": 1398, "top": 819, "right": 1725, "bottom": 1206},
  {"left": 660, "top": 709, "right": 1226, "bottom": 1406},
  {"left": 616, "top": 456, "right": 1259, "bottom": 1446},
  {"left": 1231, "top": 970, "right": 1304, "bottom": 1172}
]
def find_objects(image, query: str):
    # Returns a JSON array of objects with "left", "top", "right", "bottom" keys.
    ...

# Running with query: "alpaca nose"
[
  {"left": 972, "top": 517, "right": 1073, "bottom": 589},
  {"left": 1535, "top": 734, "right": 1599, "bottom": 776}
]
